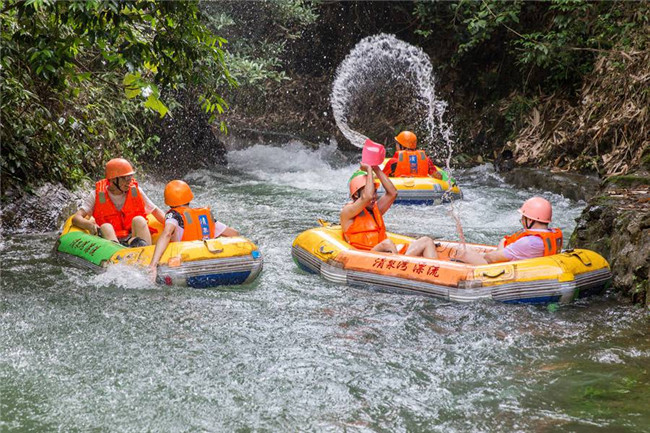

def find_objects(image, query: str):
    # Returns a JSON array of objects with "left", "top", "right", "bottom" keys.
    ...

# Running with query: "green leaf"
[{"left": 144, "top": 95, "right": 169, "bottom": 118}]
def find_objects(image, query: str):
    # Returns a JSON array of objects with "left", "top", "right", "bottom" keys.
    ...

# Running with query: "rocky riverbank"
[{"left": 570, "top": 174, "right": 650, "bottom": 307}]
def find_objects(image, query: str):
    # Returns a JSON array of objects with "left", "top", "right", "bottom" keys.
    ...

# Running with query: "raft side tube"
[{"left": 292, "top": 226, "right": 612, "bottom": 305}]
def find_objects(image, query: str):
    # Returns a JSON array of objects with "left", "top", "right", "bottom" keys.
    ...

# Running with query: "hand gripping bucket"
[{"left": 361, "top": 139, "right": 386, "bottom": 166}]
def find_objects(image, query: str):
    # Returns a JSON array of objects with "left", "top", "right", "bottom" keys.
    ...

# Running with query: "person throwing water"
[{"left": 341, "top": 162, "right": 437, "bottom": 258}]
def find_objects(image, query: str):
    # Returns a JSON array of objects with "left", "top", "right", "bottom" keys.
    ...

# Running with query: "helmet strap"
[
  {"left": 112, "top": 178, "right": 128, "bottom": 194},
  {"left": 524, "top": 217, "right": 535, "bottom": 230}
]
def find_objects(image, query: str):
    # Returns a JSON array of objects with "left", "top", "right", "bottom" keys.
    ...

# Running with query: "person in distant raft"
[
  {"left": 72, "top": 158, "right": 164, "bottom": 247},
  {"left": 456, "top": 197, "right": 563, "bottom": 264},
  {"left": 148, "top": 180, "right": 239, "bottom": 273},
  {"left": 341, "top": 163, "right": 438, "bottom": 258},
  {"left": 382, "top": 131, "right": 443, "bottom": 179}
]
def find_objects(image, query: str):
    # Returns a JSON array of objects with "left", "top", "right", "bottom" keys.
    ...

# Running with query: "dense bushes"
[
  {"left": 1, "top": 0, "right": 232, "bottom": 194},
  {"left": 412, "top": 0, "right": 649, "bottom": 174}
]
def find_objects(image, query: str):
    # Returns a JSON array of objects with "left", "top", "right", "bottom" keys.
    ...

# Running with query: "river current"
[{"left": 2, "top": 143, "right": 648, "bottom": 432}]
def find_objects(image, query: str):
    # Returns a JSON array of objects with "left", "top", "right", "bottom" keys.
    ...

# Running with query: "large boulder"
[{"left": 569, "top": 174, "right": 650, "bottom": 307}]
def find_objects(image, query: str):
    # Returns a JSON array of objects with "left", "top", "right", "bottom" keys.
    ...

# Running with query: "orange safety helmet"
[
  {"left": 395, "top": 131, "right": 417, "bottom": 149},
  {"left": 164, "top": 180, "right": 194, "bottom": 207},
  {"left": 348, "top": 170, "right": 379, "bottom": 197},
  {"left": 518, "top": 197, "right": 552, "bottom": 223},
  {"left": 105, "top": 158, "right": 135, "bottom": 180}
]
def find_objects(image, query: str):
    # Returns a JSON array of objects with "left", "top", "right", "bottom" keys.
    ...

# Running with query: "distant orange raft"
[{"left": 292, "top": 222, "right": 611, "bottom": 304}]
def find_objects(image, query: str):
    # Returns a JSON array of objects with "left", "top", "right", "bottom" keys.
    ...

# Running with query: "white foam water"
[{"left": 227, "top": 141, "right": 357, "bottom": 192}]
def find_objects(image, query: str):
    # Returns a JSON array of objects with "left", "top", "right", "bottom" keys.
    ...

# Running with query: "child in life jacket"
[
  {"left": 148, "top": 180, "right": 239, "bottom": 275},
  {"left": 341, "top": 163, "right": 438, "bottom": 258},
  {"left": 72, "top": 158, "right": 164, "bottom": 246},
  {"left": 457, "top": 197, "right": 563, "bottom": 264},
  {"left": 382, "top": 131, "right": 443, "bottom": 179}
]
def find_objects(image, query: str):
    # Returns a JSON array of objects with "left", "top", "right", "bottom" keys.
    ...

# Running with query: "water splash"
[
  {"left": 330, "top": 33, "right": 455, "bottom": 169},
  {"left": 331, "top": 34, "right": 466, "bottom": 245}
]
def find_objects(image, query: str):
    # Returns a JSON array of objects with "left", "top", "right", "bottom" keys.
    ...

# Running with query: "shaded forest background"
[{"left": 2, "top": 0, "right": 648, "bottom": 195}]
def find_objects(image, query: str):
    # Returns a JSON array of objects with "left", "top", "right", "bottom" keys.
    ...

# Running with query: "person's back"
[
  {"left": 149, "top": 180, "right": 239, "bottom": 277},
  {"left": 382, "top": 131, "right": 442, "bottom": 179}
]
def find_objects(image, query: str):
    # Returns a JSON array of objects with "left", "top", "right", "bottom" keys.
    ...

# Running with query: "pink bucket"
[{"left": 361, "top": 139, "right": 386, "bottom": 166}]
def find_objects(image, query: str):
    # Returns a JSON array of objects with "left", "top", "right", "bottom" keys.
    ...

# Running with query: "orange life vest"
[
  {"left": 170, "top": 206, "right": 216, "bottom": 241},
  {"left": 503, "top": 228, "right": 564, "bottom": 256},
  {"left": 393, "top": 150, "right": 429, "bottom": 177},
  {"left": 93, "top": 178, "right": 147, "bottom": 239},
  {"left": 343, "top": 203, "right": 387, "bottom": 250}
]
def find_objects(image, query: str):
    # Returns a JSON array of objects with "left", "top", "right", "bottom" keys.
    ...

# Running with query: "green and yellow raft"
[{"left": 55, "top": 216, "right": 263, "bottom": 288}]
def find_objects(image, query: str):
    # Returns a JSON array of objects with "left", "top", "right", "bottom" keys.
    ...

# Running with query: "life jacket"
[
  {"left": 343, "top": 203, "right": 387, "bottom": 250},
  {"left": 393, "top": 150, "right": 429, "bottom": 177},
  {"left": 503, "top": 228, "right": 564, "bottom": 256},
  {"left": 169, "top": 206, "right": 216, "bottom": 241},
  {"left": 93, "top": 178, "right": 147, "bottom": 239}
]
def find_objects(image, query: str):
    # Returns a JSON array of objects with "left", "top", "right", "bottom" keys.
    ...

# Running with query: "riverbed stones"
[{"left": 502, "top": 168, "right": 601, "bottom": 202}]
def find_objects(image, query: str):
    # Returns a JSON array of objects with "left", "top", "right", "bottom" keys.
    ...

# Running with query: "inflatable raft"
[
  {"left": 292, "top": 223, "right": 611, "bottom": 304},
  {"left": 55, "top": 216, "right": 263, "bottom": 288},
  {"left": 377, "top": 159, "right": 462, "bottom": 204}
]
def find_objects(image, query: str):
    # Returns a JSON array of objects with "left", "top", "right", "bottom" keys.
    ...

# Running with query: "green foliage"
[
  {"left": 201, "top": 1, "right": 318, "bottom": 91},
  {"left": 1, "top": 0, "right": 233, "bottom": 192},
  {"left": 414, "top": 0, "right": 648, "bottom": 92}
]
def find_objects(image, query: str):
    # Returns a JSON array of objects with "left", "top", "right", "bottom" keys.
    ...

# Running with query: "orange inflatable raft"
[{"left": 292, "top": 222, "right": 611, "bottom": 304}]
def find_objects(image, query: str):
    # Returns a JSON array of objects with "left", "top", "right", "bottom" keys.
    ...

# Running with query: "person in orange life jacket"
[
  {"left": 148, "top": 180, "right": 239, "bottom": 274},
  {"left": 341, "top": 163, "right": 438, "bottom": 258},
  {"left": 456, "top": 197, "right": 563, "bottom": 265},
  {"left": 382, "top": 131, "right": 443, "bottom": 179},
  {"left": 71, "top": 158, "right": 164, "bottom": 247}
]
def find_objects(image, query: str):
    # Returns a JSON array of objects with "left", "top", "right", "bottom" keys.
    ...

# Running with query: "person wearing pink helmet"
[
  {"left": 340, "top": 162, "right": 438, "bottom": 258},
  {"left": 458, "top": 197, "right": 563, "bottom": 264}
]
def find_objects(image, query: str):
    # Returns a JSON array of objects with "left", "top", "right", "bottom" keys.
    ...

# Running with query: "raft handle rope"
[
  {"left": 318, "top": 245, "right": 335, "bottom": 255},
  {"left": 203, "top": 239, "right": 224, "bottom": 254},
  {"left": 482, "top": 269, "right": 506, "bottom": 278},
  {"left": 317, "top": 219, "right": 332, "bottom": 227}
]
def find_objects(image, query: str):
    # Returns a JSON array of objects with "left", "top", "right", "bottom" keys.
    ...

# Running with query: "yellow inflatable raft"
[
  {"left": 55, "top": 215, "right": 263, "bottom": 288},
  {"left": 377, "top": 159, "right": 462, "bottom": 204},
  {"left": 292, "top": 223, "right": 611, "bottom": 304}
]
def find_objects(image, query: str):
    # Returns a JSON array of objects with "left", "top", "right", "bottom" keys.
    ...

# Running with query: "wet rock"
[
  {"left": 570, "top": 184, "right": 650, "bottom": 307},
  {"left": 1, "top": 183, "right": 84, "bottom": 235},
  {"left": 502, "top": 168, "right": 600, "bottom": 201}
]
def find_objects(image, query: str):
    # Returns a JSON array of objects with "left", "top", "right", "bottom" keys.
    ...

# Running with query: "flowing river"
[{"left": 2, "top": 143, "right": 648, "bottom": 432}]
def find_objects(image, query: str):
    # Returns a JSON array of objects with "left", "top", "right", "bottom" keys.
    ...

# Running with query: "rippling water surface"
[{"left": 2, "top": 143, "right": 648, "bottom": 432}]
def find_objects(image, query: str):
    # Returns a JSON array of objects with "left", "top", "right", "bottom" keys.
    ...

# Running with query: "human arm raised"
[
  {"left": 340, "top": 164, "right": 375, "bottom": 228},
  {"left": 374, "top": 166, "right": 397, "bottom": 214}
]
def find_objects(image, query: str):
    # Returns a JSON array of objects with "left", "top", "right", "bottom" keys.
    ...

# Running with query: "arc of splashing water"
[
  {"left": 331, "top": 33, "right": 466, "bottom": 247},
  {"left": 330, "top": 33, "right": 453, "bottom": 158}
]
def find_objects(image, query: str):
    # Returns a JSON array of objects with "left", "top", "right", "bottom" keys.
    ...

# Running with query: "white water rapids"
[{"left": 2, "top": 143, "right": 649, "bottom": 432}]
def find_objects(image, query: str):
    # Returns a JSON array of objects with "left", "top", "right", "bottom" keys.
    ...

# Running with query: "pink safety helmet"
[{"left": 518, "top": 197, "right": 552, "bottom": 223}]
